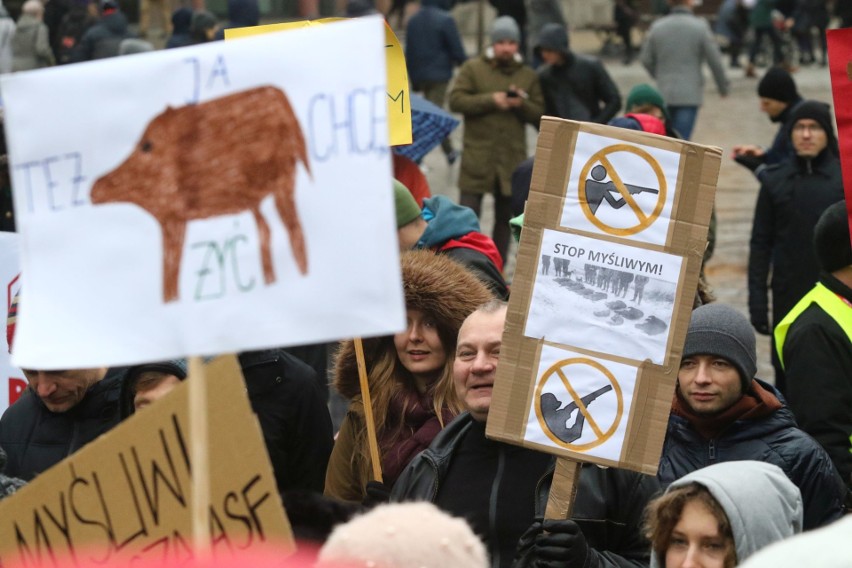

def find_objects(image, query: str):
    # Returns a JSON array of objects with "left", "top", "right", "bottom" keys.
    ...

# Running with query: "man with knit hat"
[
  {"left": 731, "top": 67, "right": 804, "bottom": 181},
  {"left": 394, "top": 180, "right": 508, "bottom": 299},
  {"left": 449, "top": 15, "right": 543, "bottom": 266},
  {"left": 748, "top": 100, "right": 843, "bottom": 393},
  {"left": 659, "top": 302, "right": 847, "bottom": 531},
  {"left": 774, "top": 201, "right": 852, "bottom": 493},
  {"left": 534, "top": 23, "right": 621, "bottom": 124}
]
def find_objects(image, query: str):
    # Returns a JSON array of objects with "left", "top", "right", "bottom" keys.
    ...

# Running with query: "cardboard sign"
[
  {"left": 225, "top": 18, "right": 412, "bottom": 146},
  {"left": 487, "top": 118, "right": 720, "bottom": 475},
  {"left": 3, "top": 17, "right": 406, "bottom": 369},
  {"left": 0, "top": 233, "right": 25, "bottom": 415},
  {"left": 827, "top": 29, "right": 852, "bottom": 246},
  {"left": 0, "top": 355, "right": 294, "bottom": 565}
]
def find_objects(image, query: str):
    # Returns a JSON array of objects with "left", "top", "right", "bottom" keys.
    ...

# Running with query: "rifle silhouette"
[{"left": 540, "top": 384, "right": 614, "bottom": 443}]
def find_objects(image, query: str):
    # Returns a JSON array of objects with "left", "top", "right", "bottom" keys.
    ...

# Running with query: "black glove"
[
  {"left": 527, "top": 519, "right": 590, "bottom": 568},
  {"left": 750, "top": 316, "right": 770, "bottom": 336},
  {"left": 733, "top": 153, "right": 765, "bottom": 172},
  {"left": 362, "top": 480, "right": 391, "bottom": 508}
]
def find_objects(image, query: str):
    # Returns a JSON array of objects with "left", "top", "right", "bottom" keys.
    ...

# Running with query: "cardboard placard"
[
  {"left": 486, "top": 118, "right": 720, "bottom": 475},
  {"left": 827, "top": 29, "right": 852, "bottom": 246},
  {"left": 0, "top": 233, "right": 24, "bottom": 415},
  {"left": 0, "top": 355, "right": 294, "bottom": 565},
  {"left": 4, "top": 17, "right": 406, "bottom": 370},
  {"left": 225, "top": 18, "right": 412, "bottom": 146}
]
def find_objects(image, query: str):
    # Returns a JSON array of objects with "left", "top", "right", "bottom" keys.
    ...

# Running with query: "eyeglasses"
[{"left": 793, "top": 123, "right": 824, "bottom": 134}]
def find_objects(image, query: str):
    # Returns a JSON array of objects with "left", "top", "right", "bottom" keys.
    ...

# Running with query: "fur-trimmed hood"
[{"left": 333, "top": 250, "right": 495, "bottom": 400}]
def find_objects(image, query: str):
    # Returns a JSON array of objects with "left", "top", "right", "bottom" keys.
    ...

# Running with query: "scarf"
[{"left": 672, "top": 380, "right": 783, "bottom": 440}]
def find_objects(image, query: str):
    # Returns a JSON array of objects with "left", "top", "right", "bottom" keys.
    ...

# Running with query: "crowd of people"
[{"left": 0, "top": 0, "right": 851, "bottom": 567}]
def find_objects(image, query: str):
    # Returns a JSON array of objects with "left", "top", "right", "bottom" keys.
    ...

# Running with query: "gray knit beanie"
[
  {"left": 490, "top": 15, "right": 520, "bottom": 44},
  {"left": 683, "top": 304, "right": 757, "bottom": 390}
]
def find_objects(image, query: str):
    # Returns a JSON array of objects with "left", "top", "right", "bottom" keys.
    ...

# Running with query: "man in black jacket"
[
  {"left": 775, "top": 201, "right": 852, "bottom": 494},
  {"left": 121, "top": 351, "right": 334, "bottom": 494},
  {"left": 659, "top": 303, "right": 848, "bottom": 530},
  {"left": 535, "top": 23, "right": 621, "bottom": 124},
  {"left": 391, "top": 300, "right": 658, "bottom": 568},
  {"left": 748, "top": 100, "right": 843, "bottom": 393}
]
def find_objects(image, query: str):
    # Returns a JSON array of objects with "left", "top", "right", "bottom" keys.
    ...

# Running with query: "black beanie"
[
  {"left": 814, "top": 200, "right": 852, "bottom": 273},
  {"left": 788, "top": 100, "right": 838, "bottom": 153},
  {"left": 683, "top": 304, "right": 757, "bottom": 391},
  {"left": 757, "top": 67, "right": 799, "bottom": 103}
]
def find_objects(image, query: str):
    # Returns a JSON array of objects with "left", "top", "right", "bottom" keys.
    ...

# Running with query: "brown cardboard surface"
[
  {"left": 487, "top": 117, "right": 721, "bottom": 475},
  {"left": 0, "top": 355, "right": 294, "bottom": 565}
]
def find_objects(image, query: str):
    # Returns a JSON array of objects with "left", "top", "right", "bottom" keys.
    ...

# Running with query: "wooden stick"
[
  {"left": 188, "top": 356, "right": 211, "bottom": 555},
  {"left": 354, "top": 337, "right": 383, "bottom": 482},
  {"left": 544, "top": 459, "right": 582, "bottom": 520}
]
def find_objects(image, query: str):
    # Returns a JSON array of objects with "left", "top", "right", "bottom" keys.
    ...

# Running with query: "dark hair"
[{"left": 644, "top": 483, "right": 736, "bottom": 568}]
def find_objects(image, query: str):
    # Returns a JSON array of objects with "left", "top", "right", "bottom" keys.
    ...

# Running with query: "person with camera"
[{"left": 449, "top": 15, "right": 544, "bottom": 266}]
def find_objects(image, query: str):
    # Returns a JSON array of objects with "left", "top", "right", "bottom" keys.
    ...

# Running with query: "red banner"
[{"left": 827, "top": 29, "right": 852, "bottom": 245}]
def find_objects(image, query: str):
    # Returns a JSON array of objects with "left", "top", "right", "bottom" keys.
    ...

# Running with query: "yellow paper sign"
[{"left": 225, "top": 18, "right": 412, "bottom": 146}]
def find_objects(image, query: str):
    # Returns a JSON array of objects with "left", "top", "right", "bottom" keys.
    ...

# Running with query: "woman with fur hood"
[{"left": 324, "top": 250, "right": 494, "bottom": 503}]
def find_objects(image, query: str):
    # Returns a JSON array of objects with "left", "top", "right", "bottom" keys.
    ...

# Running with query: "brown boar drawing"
[{"left": 91, "top": 86, "right": 311, "bottom": 302}]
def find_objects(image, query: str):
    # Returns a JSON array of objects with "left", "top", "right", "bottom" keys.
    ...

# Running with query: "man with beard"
[
  {"left": 658, "top": 303, "right": 847, "bottom": 530},
  {"left": 449, "top": 16, "right": 544, "bottom": 266}
]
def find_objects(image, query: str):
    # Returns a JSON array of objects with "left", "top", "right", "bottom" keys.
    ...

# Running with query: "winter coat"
[
  {"left": 325, "top": 251, "right": 495, "bottom": 502},
  {"left": 0, "top": 9, "right": 15, "bottom": 74},
  {"left": 640, "top": 6, "right": 729, "bottom": 106},
  {"left": 450, "top": 50, "right": 544, "bottom": 196},
  {"left": 11, "top": 14, "right": 54, "bottom": 71},
  {"left": 776, "top": 273, "right": 852, "bottom": 490},
  {"left": 748, "top": 147, "right": 843, "bottom": 331},
  {"left": 651, "top": 461, "right": 803, "bottom": 568},
  {"left": 405, "top": 0, "right": 466, "bottom": 85},
  {"left": 535, "top": 25, "right": 621, "bottom": 123},
  {"left": 417, "top": 195, "right": 509, "bottom": 299},
  {"left": 0, "top": 368, "right": 126, "bottom": 480},
  {"left": 392, "top": 413, "right": 659, "bottom": 568},
  {"left": 756, "top": 98, "right": 804, "bottom": 181},
  {"left": 658, "top": 380, "right": 847, "bottom": 530},
  {"left": 72, "top": 11, "right": 132, "bottom": 62}
]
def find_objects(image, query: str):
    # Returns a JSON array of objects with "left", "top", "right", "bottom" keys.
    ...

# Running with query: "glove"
[
  {"left": 733, "top": 153, "right": 765, "bottom": 172},
  {"left": 531, "top": 519, "right": 590, "bottom": 568},
  {"left": 750, "top": 316, "right": 770, "bottom": 336},
  {"left": 362, "top": 480, "right": 391, "bottom": 508}
]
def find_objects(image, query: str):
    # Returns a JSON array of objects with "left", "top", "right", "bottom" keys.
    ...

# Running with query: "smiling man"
[
  {"left": 392, "top": 300, "right": 659, "bottom": 568},
  {"left": 658, "top": 303, "right": 847, "bottom": 531}
]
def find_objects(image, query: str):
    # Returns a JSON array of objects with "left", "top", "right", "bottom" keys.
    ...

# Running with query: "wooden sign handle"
[
  {"left": 188, "top": 355, "right": 211, "bottom": 555},
  {"left": 354, "top": 338, "right": 383, "bottom": 482},
  {"left": 544, "top": 458, "right": 582, "bottom": 520}
]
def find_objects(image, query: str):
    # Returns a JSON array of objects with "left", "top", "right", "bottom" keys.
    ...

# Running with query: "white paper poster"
[
  {"left": 524, "top": 344, "right": 637, "bottom": 462},
  {"left": 2, "top": 18, "right": 405, "bottom": 369},
  {"left": 525, "top": 229, "right": 683, "bottom": 364},
  {"left": 560, "top": 131, "right": 681, "bottom": 246},
  {"left": 0, "top": 233, "right": 24, "bottom": 414}
]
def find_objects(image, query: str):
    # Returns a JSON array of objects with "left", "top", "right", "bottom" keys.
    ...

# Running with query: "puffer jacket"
[
  {"left": 658, "top": 380, "right": 847, "bottom": 530},
  {"left": 450, "top": 50, "right": 544, "bottom": 196},
  {"left": 392, "top": 413, "right": 658, "bottom": 568},
  {"left": 0, "top": 367, "right": 126, "bottom": 480}
]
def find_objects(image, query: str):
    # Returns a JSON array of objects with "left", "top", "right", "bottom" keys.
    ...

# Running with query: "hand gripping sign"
[{"left": 486, "top": 118, "right": 720, "bottom": 518}]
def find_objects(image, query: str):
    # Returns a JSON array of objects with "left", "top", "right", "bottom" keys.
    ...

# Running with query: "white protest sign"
[
  {"left": 0, "top": 233, "right": 24, "bottom": 414},
  {"left": 2, "top": 17, "right": 405, "bottom": 369}
]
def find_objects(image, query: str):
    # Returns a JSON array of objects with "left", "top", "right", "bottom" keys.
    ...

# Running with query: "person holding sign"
[
  {"left": 325, "top": 250, "right": 493, "bottom": 503},
  {"left": 645, "top": 461, "right": 803, "bottom": 568},
  {"left": 392, "top": 300, "right": 659, "bottom": 568},
  {"left": 658, "top": 303, "right": 847, "bottom": 531},
  {"left": 449, "top": 15, "right": 544, "bottom": 265}
]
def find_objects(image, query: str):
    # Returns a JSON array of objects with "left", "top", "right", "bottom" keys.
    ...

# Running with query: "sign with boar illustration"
[{"left": 1, "top": 17, "right": 405, "bottom": 370}]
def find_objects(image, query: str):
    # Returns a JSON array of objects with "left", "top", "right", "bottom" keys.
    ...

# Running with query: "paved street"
[{"left": 418, "top": 28, "right": 836, "bottom": 383}]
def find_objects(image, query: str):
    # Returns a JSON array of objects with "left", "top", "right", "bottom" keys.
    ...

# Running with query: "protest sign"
[
  {"left": 487, "top": 118, "right": 720, "bottom": 475},
  {"left": 0, "top": 355, "right": 294, "bottom": 566},
  {"left": 2, "top": 17, "right": 405, "bottom": 369},
  {"left": 0, "top": 233, "right": 24, "bottom": 415},
  {"left": 224, "top": 18, "right": 412, "bottom": 146},
  {"left": 827, "top": 29, "right": 852, "bottom": 244}
]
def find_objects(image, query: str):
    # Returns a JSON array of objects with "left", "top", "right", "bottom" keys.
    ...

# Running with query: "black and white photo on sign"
[
  {"left": 524, "top": 344, "right": 637, "bottom": 462},
  {"left": 560, "top": 131, "right": 680, "bottom": 247},
  {"left": 524, "top": 229, "right": 683, "bottom": 364}
]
